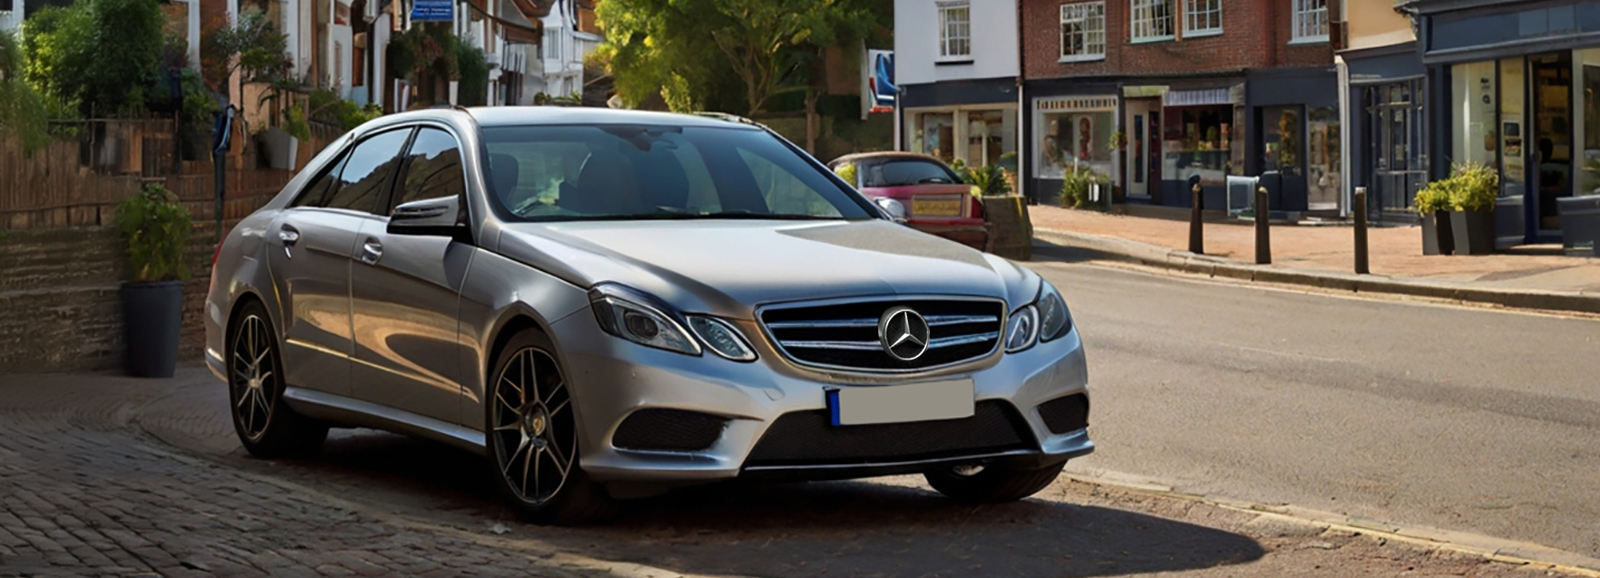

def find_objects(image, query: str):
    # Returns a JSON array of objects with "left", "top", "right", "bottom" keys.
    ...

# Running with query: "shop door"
[
  {"left": 1124, "top": 100, "right": 1158, "bottom": 198},
  {"left": 1260, "top": 105, "right": 1308, "bottom": 211},
  {"left": 1369, "top": 82, "right": 1428, "bottom": 218},
  {"left": 1531, "top": 52, "right": 1574, "bottom": 234}
]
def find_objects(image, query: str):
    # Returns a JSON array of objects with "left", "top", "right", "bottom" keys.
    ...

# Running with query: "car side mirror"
[
  {"left": 874, "top": 197, "right": 908, "bottom": 223},
  {"left": 389, "top": 195, "right": 469, "bottom": 240}
]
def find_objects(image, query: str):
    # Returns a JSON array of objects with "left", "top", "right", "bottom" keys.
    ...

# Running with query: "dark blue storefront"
[{"left": 1407, "top": 0, "right": 1600, "bottom": 245}]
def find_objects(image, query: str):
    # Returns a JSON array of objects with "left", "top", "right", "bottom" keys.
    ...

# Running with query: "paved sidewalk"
[
  {"left": 0, "top": 368, "right": 1595, "bottom": 577},
  {"left": 1030, "top": 206, "right": 1600, "bottom": 312}
]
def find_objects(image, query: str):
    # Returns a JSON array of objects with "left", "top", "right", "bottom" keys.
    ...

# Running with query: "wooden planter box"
[{"left": 982, "top": 194, "right": 1033, "bottom": 261}]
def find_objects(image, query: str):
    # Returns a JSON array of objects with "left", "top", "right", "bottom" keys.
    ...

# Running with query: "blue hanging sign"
[{"left": 411, "top": 0, "right": 453, "bottom": 21}]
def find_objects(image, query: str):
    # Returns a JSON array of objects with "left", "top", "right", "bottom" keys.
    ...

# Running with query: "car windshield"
[
  {"left": 860, "top": 159, "right": 961, "bottom": 187},
  {"left": 482, "top": 125, "right": 875, "bottom": 222}
]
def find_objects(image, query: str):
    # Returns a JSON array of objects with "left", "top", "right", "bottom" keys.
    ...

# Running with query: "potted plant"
[
  {"left": 1445, "top": 162, "right": 1498, "bottom": 255},
  {"left": 115, "top": 183, "right": 193, "bottom": 378},
  {"left": 1413, "top": 180, "right": 1453, "bottom": 256}
]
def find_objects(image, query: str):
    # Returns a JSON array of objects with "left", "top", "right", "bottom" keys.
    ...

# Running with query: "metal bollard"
[
  {"left": 1354, "top": 187, "right": 1370, "bottom": 275},
  {"left": 1255, "top": 186, "right": 1271, "bottom": 264},
  {"left": 1189, "top": 182, "right": 1204, "bottom": 255}
]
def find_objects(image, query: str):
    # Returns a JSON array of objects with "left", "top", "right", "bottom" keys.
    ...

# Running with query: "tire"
[
  {"left": 485, "top": 328, "right": 619, "bottom": 525},
  {"left": 924, "top": 462, "right": 1066, "bottom": 504},
  {"left": 227, "top": 300, "right": 328, "bottom": 458}
]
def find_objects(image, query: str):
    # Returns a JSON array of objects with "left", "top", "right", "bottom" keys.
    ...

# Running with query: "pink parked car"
[{"left": 828, "top": 152, "right": 990, "bottom": 251}]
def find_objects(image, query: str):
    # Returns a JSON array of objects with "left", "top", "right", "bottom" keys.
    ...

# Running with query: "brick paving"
[
  {"left": 0, "top": 368, "right": 1591, "bottom": 578},
  {"left": 1030, "top": 205, "right": 1600, "bottom": 293}
]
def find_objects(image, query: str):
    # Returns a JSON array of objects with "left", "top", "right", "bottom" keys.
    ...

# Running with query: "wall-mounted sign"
[
  {"left": 411, "top": 0, "right": 453, "bottom": 22},
  {"left": 860, "top": 48, "right": 896, "bottom": 119}
]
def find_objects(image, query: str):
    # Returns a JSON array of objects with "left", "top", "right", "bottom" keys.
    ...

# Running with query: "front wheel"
[
  {"left": 925, "top": 462, "right": 1066, "bottom": 503},
  {"left": 486, "top": 329, "right": 618, "bottom": 525}
]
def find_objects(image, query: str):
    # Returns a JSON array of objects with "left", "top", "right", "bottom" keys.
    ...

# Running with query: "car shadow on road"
[
  {"left": 269, "top": 432, "right": 1265, "bottom": 578},
  {"left": 1031, "top": 239, "right": 1126, "bottom": 264}
]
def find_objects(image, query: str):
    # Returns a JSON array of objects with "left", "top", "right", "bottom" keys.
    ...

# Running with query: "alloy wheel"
[
  {"left": 230, "top": 314, "right": 277, "bottom": 442},
  {"left": 490, "top": 347, "right": 577, "bottom": 506}
]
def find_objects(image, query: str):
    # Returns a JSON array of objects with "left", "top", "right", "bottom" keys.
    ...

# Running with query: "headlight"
[
  {"left": 1005, "top": 280, "right": 1072, "bottom": 353},
  {"left": 687, "top": 316, "right": 757, "bottom": 361},
  {"left": 589, "top": 285, "right": 701, "bottom": 355},
  {"left": 1004, "top": 305, "right": 1038, "bottom": 352},
  {"left": 1036, "top": 281, "right": 1072, "bottom": 342}
]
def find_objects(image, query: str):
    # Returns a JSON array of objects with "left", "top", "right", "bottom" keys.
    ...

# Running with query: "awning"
[{"left": 1163, "top": 88, "right": 1231, "bottom": 107}]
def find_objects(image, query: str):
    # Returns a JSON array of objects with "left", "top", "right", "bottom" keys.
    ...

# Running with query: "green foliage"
[
  {"left": 204, "top": 8, "right": 291, "bottom": 87},
  {"left": 965, "top": 163, "right": 1012, "bottom": 197},
  {"left": 0, "top": 30, "right": 51, "bottom": 154},
  {"left": 23, "top": 0, "right": 165, "bottom": 117},
  {"left": 661, "top": 73, "right": 699, "bottom": 113},
  {"left": 180, "top": 68, "right": 220, "bottom": 124},
  {"left": 308, "top": 88, "right": 384, "bottom": 132},
  {"left": 282, "top": 106, "right": 310, "bottom": 140},
  {"left": 833, "top": 162, "right": 857, "bottom": 186},
  {"left": 1413, "top": 181, "right": 1449, "bottom": 215},
  {"left": 456, "top": 42, "right": 489, "bottom": 106},
  {"left": 115, "top": 183, "right": 193, "bottom": 283},
  {"left": 597, "top": 0, "right": 885, "bottom": 114},
  {"left": 1059, "top": 166, "right": 1110, "bottom": 210},
  {"left": 1446, "top": 162, "right": 1497, "bottom": 212}
]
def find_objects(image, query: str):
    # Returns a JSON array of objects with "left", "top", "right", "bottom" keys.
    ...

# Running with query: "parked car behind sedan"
[{"left": 828, "top": 152, "right": 990, "bottom": 251}]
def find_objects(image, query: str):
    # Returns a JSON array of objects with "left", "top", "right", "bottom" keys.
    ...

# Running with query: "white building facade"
[{"left": 893, "top": 0, "right": 1021, "bottom": 170}]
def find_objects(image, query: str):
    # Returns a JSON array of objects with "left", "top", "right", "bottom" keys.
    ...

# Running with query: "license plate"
[
  {"left": 827, "top": 380, "right": 975, "bottom": 426},
  {"left": 912, "top": 197, "right": 964, "bottom": 217}
]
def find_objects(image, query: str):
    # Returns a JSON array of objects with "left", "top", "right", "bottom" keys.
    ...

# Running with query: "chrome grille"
[{"left": 759, "top": 298, "right": 1005, "bottom": 372}]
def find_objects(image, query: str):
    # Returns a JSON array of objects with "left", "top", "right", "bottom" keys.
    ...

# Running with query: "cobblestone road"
[{"left": 0, "top": 368, "right": 1586, "bottom": 577}]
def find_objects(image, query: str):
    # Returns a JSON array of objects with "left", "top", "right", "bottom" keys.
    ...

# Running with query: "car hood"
[{"left": 494, "top": 219, "right": 1039, "bottom": 318}]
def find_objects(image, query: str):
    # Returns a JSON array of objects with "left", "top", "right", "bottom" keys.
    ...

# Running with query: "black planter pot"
[
  {"left": 1449, "top": 209, "right": 1496, "bottom": 256},
  {"left": 1420, "top": 210, "right": 1454, "bottom": 255},
  {"left": 123, "top": 281, "right": 184, "bottom": 378}
]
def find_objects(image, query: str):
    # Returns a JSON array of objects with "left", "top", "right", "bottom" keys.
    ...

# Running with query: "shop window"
[
  {"left": 1307, "top": 107, "right": 1340, "bottom": 210},
  {"left": 1034, "top": 98, "right": 1116, "bottom": 180},
  {"left": 964, "top": 109, "right": 1017, "bottom": 167},
  {"left": 937, "top": 1, "right": 971, "bottom": 60},
  {"left": 1184, "top": 0, "right": 1220, "bottom": 36},
  {"left": 1161, "top": 105, "right": 1233, "bottom": 186},
  {"left": 911, "top": 112, "right": 957, "bottom": 163},
  {"left": 1292, "top": 0, "right": 1328, "bottom": 42},
  {"left": 1130, "top": 0, "right": 1175, "bottom": 42},
  {"left": 1582, "top": 48, "right": 1600, "bottom": 195},
  {"left": 1060, "top": 2, "right": 1106, "bottom": 62},
  {"left": 1261, "top": 106, "right": 1304, "bottom": 177},
  {"left": 1450, "top": 61, "right": 1498, "bottom": 171}
]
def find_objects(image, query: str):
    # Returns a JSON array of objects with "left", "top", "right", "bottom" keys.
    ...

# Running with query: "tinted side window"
[
  {"left": 393, "top": 127, "right": 466, "bottom": 210},
  {"left": 291, "top": 154, "right": 349, "bottom": 208},
  {"left": 325, "top": 129, "right": 412, "bottom": 213}
]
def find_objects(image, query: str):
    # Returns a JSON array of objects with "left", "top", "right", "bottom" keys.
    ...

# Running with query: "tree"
[
  {"left": 0, "top": 30, "right": 50, "bottom": 154},
  {"left": 202, "top": 8, "right": 292, "bottom": 90},
  {"left": 596, "top": 0, "right": 880, "bottom": 116},
  {"left": 23, "top": 0, "right": 165, "bottom": 117}
]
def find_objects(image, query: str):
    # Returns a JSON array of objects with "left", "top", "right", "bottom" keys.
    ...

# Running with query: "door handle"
[
  {"left": 278, "top": 226, "right": 300, "bottom": 259},
  {"left": 359, "top": 238, "right": 383, "bottom": 265}
]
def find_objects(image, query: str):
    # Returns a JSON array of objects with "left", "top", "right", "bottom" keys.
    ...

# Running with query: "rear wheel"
[
  {"left": 924, "top": 462, "right": 1065, "bottom": 503},
  {"left": 486, "top": 329, "right": 618, "bottom": 525},
  {"left": 228, "top": 301, "right": 328, "bottom": 458}
]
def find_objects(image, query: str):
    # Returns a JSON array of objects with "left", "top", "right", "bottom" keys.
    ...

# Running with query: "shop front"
[
  {"left": 1155, "top": 86, "right": 1245, "bottom": 208},
  {"left": 1344, "top": 42, "right": 1429, "bottom": 220},
  {"left": 1415, "top": 0, "right": 1600, "bottom": 245},
  {"left": 898, "top": 78, "right": 1019, "bottom": 170},
  {"left": 1029, "top": 94, "right": 1118, "bottom": 204},
  {"left": 1248, "top": 68, "right": 1341, "bottom": 213}
]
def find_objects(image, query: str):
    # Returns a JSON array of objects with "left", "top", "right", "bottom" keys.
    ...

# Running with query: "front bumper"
[{"left": 550, "top": 309, "right": 1093, "bottom": 484}]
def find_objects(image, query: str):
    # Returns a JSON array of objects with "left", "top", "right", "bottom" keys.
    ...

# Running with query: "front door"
[
  {"left": 1531, "top": 52, "right": 1574, "bottom": 235},
  {"left": 1261, "top": 105, "right": 1308, "bottom": 211},
  {"left": 1125, "top": 100, "right": 1154, "bottom": 198},
  {"left": 349, "top": 126, "right": 472, "bottom": 425}
]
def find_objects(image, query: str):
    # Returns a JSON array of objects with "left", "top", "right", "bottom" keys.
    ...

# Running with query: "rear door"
[{"left": 349, "top": 126, "right": 474, "bottom": 424}]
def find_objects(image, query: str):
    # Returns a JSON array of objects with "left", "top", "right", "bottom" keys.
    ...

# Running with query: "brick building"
[{"left": 1018, "top": 0, "right": 1341, "bottom": 213}]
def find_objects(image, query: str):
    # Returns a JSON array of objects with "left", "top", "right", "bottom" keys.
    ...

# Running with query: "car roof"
[
  {"left": 466, "top": 106, "right": 765, "bottom": 129},
  {"left": 830, "top": 151, "right": 949, "bottom": 166}
]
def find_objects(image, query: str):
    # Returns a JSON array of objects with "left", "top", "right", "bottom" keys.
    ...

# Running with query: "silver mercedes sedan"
[{"left": 205, "top": 107, "right": 1092, "bottom": 524}]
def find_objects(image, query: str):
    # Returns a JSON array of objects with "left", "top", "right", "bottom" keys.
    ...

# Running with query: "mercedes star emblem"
[{"left": 878, "top": 306, "right": 931, "bottom": 361}]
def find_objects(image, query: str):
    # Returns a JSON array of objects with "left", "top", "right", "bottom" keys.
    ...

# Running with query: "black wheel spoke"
[{"left": 492, "top": 346, "right": 574, "bottom": 506}]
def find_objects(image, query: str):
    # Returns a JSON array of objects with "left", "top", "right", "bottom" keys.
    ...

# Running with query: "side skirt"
[{"left": 283, "top": 387, "right": 488, "bottom": 456}]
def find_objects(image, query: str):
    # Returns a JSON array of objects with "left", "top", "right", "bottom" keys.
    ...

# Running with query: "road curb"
[
  {"left": 1034, "top": 228, "right": 1600, "bottom": 315},
  {"left": 1059, "top": 473, "right": 1600, "bottom": 576}
]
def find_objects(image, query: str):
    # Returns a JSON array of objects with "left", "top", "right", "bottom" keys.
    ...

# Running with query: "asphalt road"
[{"left": 1032, "top": 244, "right": 1600, "bottom": 559}]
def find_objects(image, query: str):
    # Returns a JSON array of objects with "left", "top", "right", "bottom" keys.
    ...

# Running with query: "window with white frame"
[
  {"left": 1292, "top": 0, "right": 1328, "bottom": 41},
  {"left": 1060, "top": 2, "right": 1106, "bottom": 61},
  {"left": 1130, "top": 0, "right": 1175, "bottom": 41},
  {"left": 937, "top": 1, "right": 972, "bottom": 60},
  {"left": 1184, "top": 0, "right": 1220, "bottom": 35}
]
